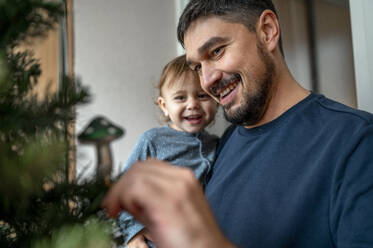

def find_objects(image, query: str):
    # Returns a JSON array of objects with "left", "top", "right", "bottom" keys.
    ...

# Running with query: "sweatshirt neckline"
[{"left": 237, "top": 92, "right": 320, "bottom": 136}]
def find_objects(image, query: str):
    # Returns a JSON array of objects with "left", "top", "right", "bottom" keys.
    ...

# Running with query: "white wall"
[
  {"left": 350, "top": 0, "right": 373, "bottom": 113},
  {"left": 274, "top": 0, "right": 356, "bottom": 108},
  {"left": 315, "top": 0, "right": 356, "bottom": 108},
  {"left": 74, "top": 0, "right": 177, "bottom": 178},
  {"left": 175, "top": 0, "right": 189, "bottom": 55},
  {"left": 274, "top": 0, "right": 312, "bottom": 90}
]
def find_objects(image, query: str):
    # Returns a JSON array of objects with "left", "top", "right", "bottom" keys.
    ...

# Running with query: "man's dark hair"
[{"left": 177, "top": 0, "right": 284, "bottom": 55}]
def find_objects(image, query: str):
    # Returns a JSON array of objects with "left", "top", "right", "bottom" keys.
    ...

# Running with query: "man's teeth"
[{"left": 220, "top": 82, "right": 238, "bottom": 98}]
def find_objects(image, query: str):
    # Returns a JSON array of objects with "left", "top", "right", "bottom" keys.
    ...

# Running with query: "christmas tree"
[{"left": 0, "top": 0, "right": 123, "bottom": 247}]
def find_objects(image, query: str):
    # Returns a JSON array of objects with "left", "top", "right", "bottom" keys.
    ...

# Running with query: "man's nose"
[{"left": 201, "top": 63, "right": 221, "bottom": 91}]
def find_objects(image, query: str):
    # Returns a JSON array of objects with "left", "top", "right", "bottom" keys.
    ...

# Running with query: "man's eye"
[
  {"left": 194, "top": 64, "right": 201, "bottom": 72},
  {"left": 212, "top": 47, "right": 223, "bottom": 56}
]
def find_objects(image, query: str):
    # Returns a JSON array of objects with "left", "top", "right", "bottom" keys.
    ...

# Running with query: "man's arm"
[
  {"left": 330, "top": 125, "right": 373, "bottom": 246},
  {"left": 102, "top": 159, "right": 235, "bottom": 248}
]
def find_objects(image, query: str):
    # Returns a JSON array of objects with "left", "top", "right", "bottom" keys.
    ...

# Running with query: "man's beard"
[{"left": 223, "top": 42, "right": 275, "bottom": 126}]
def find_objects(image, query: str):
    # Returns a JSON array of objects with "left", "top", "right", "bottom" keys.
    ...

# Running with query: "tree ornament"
[{"left": 78, "top": 116, "right": 125, "bottom": 186}]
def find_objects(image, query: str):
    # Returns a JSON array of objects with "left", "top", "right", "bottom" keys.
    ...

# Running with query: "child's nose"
[{"left": 187, "top": 98, "right": 200, "bottom": 110}]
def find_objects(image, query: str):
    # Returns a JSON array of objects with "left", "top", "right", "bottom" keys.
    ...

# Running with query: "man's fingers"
[
  {"left": 101, "top": 184, "right": 123, "bottom": 217},
  {"left": 100, "top": 159, "right": 230, "bottom": 248},
  {"left": 101, "top": 159, "right": 183, "bottom": 218}
]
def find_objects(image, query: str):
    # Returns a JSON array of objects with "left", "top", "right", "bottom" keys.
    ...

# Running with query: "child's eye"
[
  {"left": 174, "top": 95, "right": 185, "bottom": 101},
  {"left": 198, "top": 93, "right": 210, "bottom": 99}
]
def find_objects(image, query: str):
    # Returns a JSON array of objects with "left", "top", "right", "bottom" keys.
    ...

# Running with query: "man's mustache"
[{"left": 210, "top": 73, "right": 241, "bottom": 96}]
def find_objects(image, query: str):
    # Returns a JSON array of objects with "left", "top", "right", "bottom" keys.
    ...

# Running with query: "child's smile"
[
  {"left": 184, "top": 114, "right": 203, "bottom": 125},
  {"left": 158, "top": 70, "right": 218, "bottom": 133}
]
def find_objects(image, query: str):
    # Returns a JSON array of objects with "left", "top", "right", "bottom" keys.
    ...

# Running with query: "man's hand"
[{"left": 102, "top": 159, "right": 234, "bottom": 248}]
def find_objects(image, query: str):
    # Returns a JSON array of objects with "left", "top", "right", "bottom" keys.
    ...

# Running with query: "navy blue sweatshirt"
[{"left": 206, "top": 93, "right": 373, "bottom": 248}]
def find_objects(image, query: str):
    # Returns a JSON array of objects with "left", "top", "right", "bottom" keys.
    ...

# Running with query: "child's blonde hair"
[
  {"left": 157, "top": 54, "right": 198, "bottom": 97},
  {"left": 156, "top": 55, "right": 199, "bottom": 122}
]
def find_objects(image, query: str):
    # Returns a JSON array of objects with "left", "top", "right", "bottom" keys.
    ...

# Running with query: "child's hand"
[
  {"left": 127, "top": 229, "right": 152, "bottom": 248},
  {"left": 141, "top": 228, "right": 153, "bottom": 242}
]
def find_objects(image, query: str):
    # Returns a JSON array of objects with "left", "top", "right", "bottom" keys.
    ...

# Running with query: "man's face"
[{"left": 184, "top": 16, "right": 275, "bottom": 126}]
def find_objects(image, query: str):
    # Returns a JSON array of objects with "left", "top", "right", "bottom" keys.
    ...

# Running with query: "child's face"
[{"left": 158, "top": 71, "right": 218, "bottom": 133}]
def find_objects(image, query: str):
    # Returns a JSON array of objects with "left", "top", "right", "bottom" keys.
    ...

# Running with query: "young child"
[{"left": 118, "top": 55, "right": 219, "bottom": 248}]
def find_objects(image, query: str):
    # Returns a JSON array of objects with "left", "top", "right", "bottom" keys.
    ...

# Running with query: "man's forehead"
[{"left": 184, "top": 17, "right": 232, "bottom": 60}]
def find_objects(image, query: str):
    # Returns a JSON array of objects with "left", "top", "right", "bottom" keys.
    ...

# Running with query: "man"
[{"left": 103, "top": 1, "right": 373, "bottom": 247}]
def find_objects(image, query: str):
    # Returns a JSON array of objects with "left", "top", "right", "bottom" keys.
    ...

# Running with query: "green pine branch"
[
  {"left": 0, "top": 0, "right": 63, "bottom": 48},
  {"left": 0, "top": 0, "right": 124, "bottom": 247}
]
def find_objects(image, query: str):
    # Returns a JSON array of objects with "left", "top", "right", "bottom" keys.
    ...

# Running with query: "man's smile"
[{"left": 210, "top": 74, "right": 241, "bottom": 104}]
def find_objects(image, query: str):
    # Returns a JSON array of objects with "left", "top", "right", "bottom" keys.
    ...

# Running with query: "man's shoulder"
[{"left": 311, "top": 94, "right": 373, "bottom": 126}]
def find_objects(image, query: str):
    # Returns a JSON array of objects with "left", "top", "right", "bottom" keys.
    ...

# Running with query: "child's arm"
[
  {"left": 118, "top": 211, "right": 146, "bottom": 245},
  {"left": 127, "top": 233, "right": 148, "bottom": 248},
  {"left": 127, "top": 229, "right": 153, "bottom": 248},
  {"left": 118, "top": 131, "right": 156, "bottom": 245}
]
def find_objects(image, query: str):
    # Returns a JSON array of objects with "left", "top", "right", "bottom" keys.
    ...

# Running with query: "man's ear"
[
  {"left": 158, "top": 96, "right": 169, "bottom": 117},
  {"left": 257, "top": 10, "right": 280, "bottom": 53}
]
